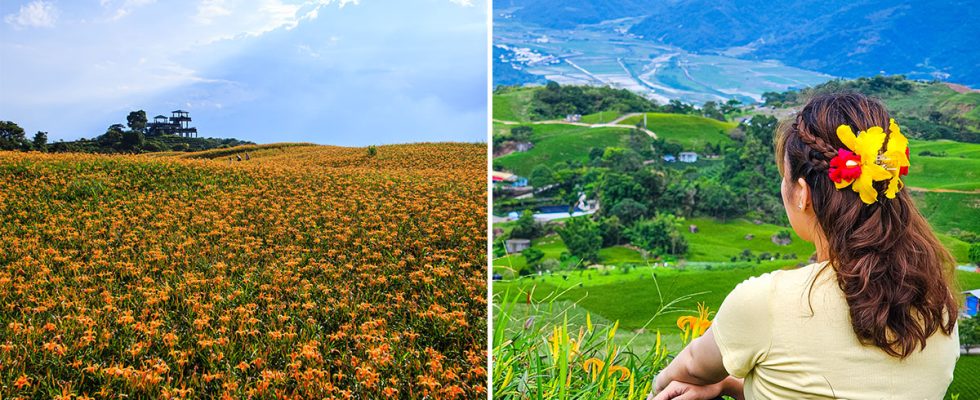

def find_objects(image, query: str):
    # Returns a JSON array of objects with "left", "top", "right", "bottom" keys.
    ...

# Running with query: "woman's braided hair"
[
  {"left": 775, "top": 92, "right": 958, "bottom": 359},
  {"left": 791, "top": 113, "right": 838, "bottom": 173}
]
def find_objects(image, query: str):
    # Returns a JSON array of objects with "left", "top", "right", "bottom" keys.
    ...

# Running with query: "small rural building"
[
  {"left": 493, "top": 171, "right": 528, "bottom": 188},
  {"left": 505, "top": 239, "right": 531, "bottom": 254},
  {"left": 565, "top": 114, "right": 582, "bottom": 122},
  {"left": 679, "top": 152, "right": 698, "bottom": 163},
  {"left": 515, "top": 142, "right": 534, "bottom": 152},
  {"left": 964, "top": 289, "right": 980, "bottom": 317},
  {"left": 663, "top": 154, "right": 676, "bottom": 162}
]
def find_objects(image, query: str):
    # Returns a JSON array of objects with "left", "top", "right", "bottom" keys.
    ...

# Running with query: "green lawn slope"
[
  {"left": 494, "top": 124, "right": 633, "bottom": 175},
  {"left": 620, "top": 113, "right": 737, "bottom": 149}
]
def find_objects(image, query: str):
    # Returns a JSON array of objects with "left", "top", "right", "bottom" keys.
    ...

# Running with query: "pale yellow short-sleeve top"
[{"left": 712, "top": 262, "right": 960, "bottom": 400}]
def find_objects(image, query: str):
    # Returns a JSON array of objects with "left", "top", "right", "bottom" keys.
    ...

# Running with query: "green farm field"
[
  {"left": 681, "top": 217, "right": 814, "bottom": 262},
  {"left": 620, "top": 113, "right": 737, "bottom": 148},
  {"left": 949, "top": 355, "right": 980, "bottom": 400},
  {"left": 492, "top": 89, "right": 535, "bottom": 122},
  {"left": 493, "top": 124, "right": 633, "bottom": 176},
  {"left": 580, "top": 111, "right": 623, "bottom": 124}
]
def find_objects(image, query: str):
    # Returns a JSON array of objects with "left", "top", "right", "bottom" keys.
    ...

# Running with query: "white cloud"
[
  {"left": 449, "top": 0, "right": 473, "bottom": 6},
  {"left": 101, "top": 0, "right": 157, "bottom": 21},
  {"left": 4, "top": 0, "right": 58, "bottom": 29},
  {"left": 195, "top": 0, "right": 232, "bottom": 24},
  {"left": 0, "top": 0, "right": 488, "bottom": 143},
  {"left": 192, "top": 0, "right": 354, "bottom": 43}
]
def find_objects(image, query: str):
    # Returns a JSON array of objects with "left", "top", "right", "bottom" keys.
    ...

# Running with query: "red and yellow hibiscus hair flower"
[{"left": 828, "top": 119, "right": 910, "bottom": 204}]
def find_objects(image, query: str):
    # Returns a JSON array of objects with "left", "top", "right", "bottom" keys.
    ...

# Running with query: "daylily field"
[{"left": 0, "top": 143, "right": 487, "bottom": 399}]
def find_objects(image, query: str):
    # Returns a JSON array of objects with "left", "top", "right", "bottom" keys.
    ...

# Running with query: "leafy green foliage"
[
  {"left": 126, "top": 110, "right": 148, "bottom": 132},
  {"left": 32, "top": 131, "right": 47, "bottom": 151},
  {"left": 557, "top": 217, "right": 603, "bottom": 263},
  {"left": 961, "top": 315, "right": 980, "bottom": 352},
  {"left": 522, "top": 247, "right": 545, "bottom": 270},
  {"left": 0, "top": 121, "right": 30, "bottom": 151},
  {"left": 970, "top": 243, "right": 980, "bottom": 267},
  {"left": 511, "top": 125, "right": 533, "bottom": 141},
  {"left": 531, "top": 82, "right": 660, "bottom": 120},
  {"left": 627, "top": 213, "right": 688, "bottom": 255},
  {"left": 529, "top": 164, "right": 554, "bottom": 187},
  {"left": 511, "top": 209, "right": 543, "bottom": 240}
]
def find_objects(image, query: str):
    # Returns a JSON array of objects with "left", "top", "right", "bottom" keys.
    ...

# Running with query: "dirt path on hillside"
[
  {"left": 493, "top": 117, "right": 658, "bottom": 140},
  {"left": 907, "top": 186, "right": 980, "bottom": 194}
]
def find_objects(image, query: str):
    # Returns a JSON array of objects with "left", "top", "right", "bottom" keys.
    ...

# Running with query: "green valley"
[{"left": 492, "top": 80, "right": 980, "bottom": 399}]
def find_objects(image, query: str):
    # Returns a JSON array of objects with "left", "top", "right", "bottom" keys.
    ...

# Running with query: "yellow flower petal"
[
  {"left": 853, "top": 173, "right": 879, "bottom": 204},
  {"left": 866, "top": 164, "right": 892, "bottom": 181},
  {"left": 676, "top": 316, "right": 695, "bottom": 331},
  {"left": 835, "top": 179, "right": 854, "bottom": 189},
  {"left": 583, "top": 357, "right": 604, "bottom": 373},
  {"left": 609, "top": 365, "right": 632, "bottom": 381},
  {"left": 836, "top": 125, "right": 858, "bottom": 151},
  {"left": 889, "top": 118, "right": 901, "bottom": 137},
  {"left": 854, "top": 127, "right": 886, "bottom": 163},
  {"left": 885, "top": 176, "right": 902, "bottom": 199}
]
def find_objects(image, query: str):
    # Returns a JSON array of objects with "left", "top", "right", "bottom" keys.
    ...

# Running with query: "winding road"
[{"left": 493, "top": 112, "right": 658, "bottom": 139}]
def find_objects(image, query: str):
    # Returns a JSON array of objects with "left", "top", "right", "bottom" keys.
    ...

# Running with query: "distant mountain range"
[{"left": 495, "top": 0, "right": 979, "bottom": 87}]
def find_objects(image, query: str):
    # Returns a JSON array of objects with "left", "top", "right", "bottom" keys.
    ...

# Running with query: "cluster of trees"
[
  {"left": 493, "top": 84, "right": 748, "bottom": 157},
  {"left": 499, "top": 114, "right": 786, "bottom": 273},
  {"left": 962, "top": 313, "right": 980, "bottom": 352},
  {"left": 699, "top": 99, "right": 742, "bottom": 121},
  {"left": 529, "top": 82, "right": 659, "bottom": 119},
  {"left": 1, "top": 112, "right": 251, "bottom": 154},
  {"left": 762, "top": 75, "right": 915, "bottom": 107},
  {"left": 0, "top": 121, "right": 47, "bottom": 151},
  {"left": 527, "top": 82, "right": 748, "bottom": 122},
  {"left": 763, "top": 75, "right": 979, "bottom": 143},
  {"left": 492, "top": 126, "right": 534, "bottom": 150},
  {"left": 95, "top": 110, "right": 152, "bottom": 152}
]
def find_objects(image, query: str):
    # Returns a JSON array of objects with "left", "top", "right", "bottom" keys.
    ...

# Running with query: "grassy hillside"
[
  {"left": 492, "top": 88, "right": 536, "bottom": 122},
  {"left": 494, "top": 124, "right": 633, "bottom": 175},
  {"left": 885, "top": 83, "right": 980, "bottom": 128},
  {"left": 681, "top": 217, "right": 814, "bottom": 262},
  {"left": 620, "top": 113, "right": 737, "bottom": 149},
  {"left": 580, "top": 111, "right": 623, "bottom": 124},
  {"left": 913, "top": 191, "right": 980, "bottom": 234},
  {"left": 495, "top": 263, "right": 788, "bottom": 331},
  {"left": 911, "top": 139, "right": 980, "bottom": 158},
  {"left": 907, "top": 157, "right": 980, "bottom": 191}
]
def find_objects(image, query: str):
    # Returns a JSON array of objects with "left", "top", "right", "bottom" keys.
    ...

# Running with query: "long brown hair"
[{"left": 775, "top": 92, "right": 958, "bottom": 358}]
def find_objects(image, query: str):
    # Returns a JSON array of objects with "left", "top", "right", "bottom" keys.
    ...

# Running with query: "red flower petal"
[{"left": 829, "top": 149, "right": 862, "bottom": 183}]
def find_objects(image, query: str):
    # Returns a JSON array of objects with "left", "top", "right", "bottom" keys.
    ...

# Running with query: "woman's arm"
[
  {"left": 653, "top": 328, "right": 731, "bottom": 391},
  {"left": 649, "top": 376, "right": 744, "bottom": 400}
]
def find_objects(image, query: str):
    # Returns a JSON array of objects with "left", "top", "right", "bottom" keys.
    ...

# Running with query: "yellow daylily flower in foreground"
[
  {"left": 582, "top": 358, "right": 632, "bottom": 382},
  {"left": 677, "top": 303, "right": 712, "bottom": 343}
]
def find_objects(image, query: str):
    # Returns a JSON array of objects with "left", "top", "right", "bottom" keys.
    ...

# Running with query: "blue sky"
[{"left": 0, "top": 0, "right": 488, "bottom": 145}]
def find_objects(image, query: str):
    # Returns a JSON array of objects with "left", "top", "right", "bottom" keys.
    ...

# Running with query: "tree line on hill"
[
  {"left": 497, "top": 81, "right": 742, "bottom": 123},
  {"left": 497, "top": 114, "right": 785, "bottom": 271},
  {"left": 0, "top": 111, "right": 251, "bottom": 154},
  {"left": 763, "top": 75, "right": 980, "bottom": 143}
]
